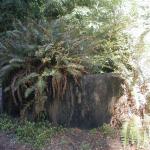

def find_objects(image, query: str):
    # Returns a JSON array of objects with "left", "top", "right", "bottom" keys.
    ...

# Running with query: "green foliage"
[
  {"left": 44, "top": 0, "right": 95, "bottom": 19},
  {"left": 121, "top": 115, "right": 150, "bottom": 149},
  {"left": 0, "top": 114, "right": 16, "bottom": 131},
  {"left": 0, "top": 0, "right": 45, "bottom": 32},
  {"left": 16, "top": 121, "right": 63, "bottom": 149},
  {"left": 0, "top": 19, "right": 86, "bottom": 119},
  {"left": 99, "top": 123, "right": 116, "bottom": 137},
  {"left": 121, "top": 118, "right": 140, "bottom": 146},
  {"left": 62, "top": 0, "right": 132, "bottom": 74},
  {"left": 0, "top": 0, "right": 132, "bottom": 120},
  {"left": 0, "top": 114, "right": 64, "bottom": 149}
]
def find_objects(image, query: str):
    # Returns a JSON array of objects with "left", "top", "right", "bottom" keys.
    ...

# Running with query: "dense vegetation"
[{"left": 0, "top": 0, "right": 132, "bottom": 119}]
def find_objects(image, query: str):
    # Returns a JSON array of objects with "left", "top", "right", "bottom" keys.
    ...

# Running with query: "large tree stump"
[{"left": 47, "top": 73, "right": 125, "bottom": 128}]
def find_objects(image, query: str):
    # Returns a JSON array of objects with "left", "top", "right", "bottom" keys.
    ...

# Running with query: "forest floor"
[{"left": 0, "top": 128, "right": 135, "bottom": 150}]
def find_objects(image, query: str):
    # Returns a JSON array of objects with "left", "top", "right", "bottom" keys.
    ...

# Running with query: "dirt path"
[{"left": 0, "top": 129, "right": 131, "bottom": 150}]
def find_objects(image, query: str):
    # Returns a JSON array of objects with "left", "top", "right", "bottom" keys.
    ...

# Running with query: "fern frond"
[
  {"left": 9, "top": 58, "right": 25, "bottom": 64},
  {"left": 16, "top": 72, "right": 39, "bottom": 88},
  {"left": 0, "top": 64, "right": 22, "bottom": 78}
]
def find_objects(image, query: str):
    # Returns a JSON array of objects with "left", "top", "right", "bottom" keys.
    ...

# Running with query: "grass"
[{"left": 0, "top": 114, "right": 64, "bottom": 149}]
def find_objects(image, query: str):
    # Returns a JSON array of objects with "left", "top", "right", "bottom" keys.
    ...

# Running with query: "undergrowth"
[
  {"left": 0, "top": 114, "right": 64, "bottom": 149},
  {"left": 99, "top": 123, "right": 117, "bottom": 138},
  {"left": 90, "top": 123, "right": 117, "bottom": 138},
  {"left": 121, "top": 115, "right": 150, "bottom": 149}
]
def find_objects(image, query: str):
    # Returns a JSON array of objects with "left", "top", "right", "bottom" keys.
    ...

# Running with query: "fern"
[
  {"left": 16, "top": 73, "right": 39, "bottom": 88},
  {"left": 121, "top": 115, "right": 150, "bottom": 149}
]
